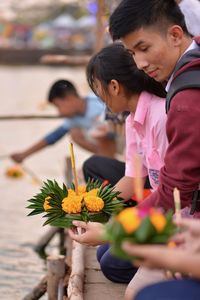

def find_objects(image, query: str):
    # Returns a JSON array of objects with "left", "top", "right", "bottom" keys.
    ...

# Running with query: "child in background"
[{"left": 10, "top": 79, "right": 115, "bottom": 162}]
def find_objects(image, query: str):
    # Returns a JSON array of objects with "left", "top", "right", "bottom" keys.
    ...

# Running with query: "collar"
[
  {"left": 165, "top": 40, "right": 198, "bottom": 92},
  {"left": 129, "top": 91, "right": 151, "bottom": 126}
]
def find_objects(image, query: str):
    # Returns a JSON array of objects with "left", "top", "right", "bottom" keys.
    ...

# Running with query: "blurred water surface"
[{"left": 0, "top": 65, "right": 90, "bottom": 299}]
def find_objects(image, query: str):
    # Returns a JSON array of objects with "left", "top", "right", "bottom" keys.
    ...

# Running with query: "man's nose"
[{"left": 133, "top": 54, "right": 149, "bottom": 71}]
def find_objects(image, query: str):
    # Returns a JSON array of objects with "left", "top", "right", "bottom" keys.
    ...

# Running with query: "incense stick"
[
  {"left": 69, "top": 143, "right": 78, "bottom": 195},
  {"left": 133, "top": 154, "right": 143, "bottom": 202},
  {"left": 173, "top": 187, "right": 181, "bottom": 221},
  {"left": 22, "top": 165, "right": 42, "bottom": 185}
]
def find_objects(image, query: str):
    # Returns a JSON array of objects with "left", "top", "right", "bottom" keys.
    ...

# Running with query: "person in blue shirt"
[{"left": 10, "top": 79, "right": 114, "bottom": 162}]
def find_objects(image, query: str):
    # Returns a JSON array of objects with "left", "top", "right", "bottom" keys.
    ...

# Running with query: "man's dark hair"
[
  {"left": 86, "top": 43, "right": 166, "bottom": 99},
  {"left": 48, "top": 79, "right": 78, "bottom": 102},
  {"left": 109, "top": 0, "right": 190, "bottom": 41}
]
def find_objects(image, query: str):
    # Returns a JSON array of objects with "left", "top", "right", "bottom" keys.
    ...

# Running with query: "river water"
[{"left": 0, "top": 65, "right": 90, "bottom": 299}]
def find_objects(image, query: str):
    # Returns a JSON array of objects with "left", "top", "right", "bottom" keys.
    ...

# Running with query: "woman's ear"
[{"left": 108, "top": 79, "right": 120, "bottom": 96}]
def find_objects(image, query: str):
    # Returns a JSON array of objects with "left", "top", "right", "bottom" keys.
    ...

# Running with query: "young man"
[
  {"left": 11, "top": 79, "right": 115, "bottom": 162},
  {"left": 109, "top": 0, "right": 200, "bottom": 214}
]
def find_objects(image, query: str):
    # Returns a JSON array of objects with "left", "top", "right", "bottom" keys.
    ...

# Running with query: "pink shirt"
[{"left": 125, "top": 91, "right": 168, "bottom": 191}]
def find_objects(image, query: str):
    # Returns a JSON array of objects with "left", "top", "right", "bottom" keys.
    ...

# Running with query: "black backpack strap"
[{"left": 166, "top": 69, "right": 200, "bottom": 113}]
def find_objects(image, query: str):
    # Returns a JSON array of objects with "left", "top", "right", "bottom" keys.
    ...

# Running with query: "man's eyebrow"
[{"left": 132, "top": 40, "right": 145, "bottom": 49}]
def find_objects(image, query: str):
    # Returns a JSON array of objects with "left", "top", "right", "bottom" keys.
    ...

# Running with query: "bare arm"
[
  {"left": 70, "top": 128, "right": 98, "bottom": 153},
  {"left": 10, "top": 139, "right": 48, "bottom": 163},
  {"left": 114, "top": 176, "right": 145, "bottom": 201}
]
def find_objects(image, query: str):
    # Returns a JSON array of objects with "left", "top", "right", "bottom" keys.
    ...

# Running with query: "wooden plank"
[{"left": 83, "top": 247, "right": 126, "bottom": 300}]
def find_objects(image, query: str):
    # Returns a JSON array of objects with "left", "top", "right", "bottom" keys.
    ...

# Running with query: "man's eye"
[{"left": 140, "top": 47, "right": 148, "bottom": 52}]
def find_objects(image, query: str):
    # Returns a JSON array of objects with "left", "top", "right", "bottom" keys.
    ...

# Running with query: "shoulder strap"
[{"left": 166, "top": 69, "right": 200, "bottom": 113}]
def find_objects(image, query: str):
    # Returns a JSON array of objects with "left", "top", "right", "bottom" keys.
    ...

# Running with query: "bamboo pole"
[
  {"left": 47, "top": 255, "right": 66, "bottom": 300},
  {"left": 0, "top": 115, "right": 62, "bottom": 120},
  {"left": 34, "top": 227, "right": 59, "bottom": 253},
  {"left": 67, "top": 242, "right": 85, "bottom": 300},
  {"left": 40, "top": 54, "right": 91, "bottom": 66},
  {"left": 22, "top": 276, "right": 47, "bottom": 300}
]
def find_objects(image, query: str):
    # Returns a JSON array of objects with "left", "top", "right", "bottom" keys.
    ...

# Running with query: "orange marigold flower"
[
  {"left": 84, "top": 196, "right": 104, "bottom": 212},
  {"left": 43, "top": 196, "right": 52, "bottom": 211},
  {"left": 86, "top": 188, "right": 99, "bottom": 197},
  {"left": 6, "top": 165, "right": 24, "bottom": 178},
  {"left": 78, "top": 185, "right": 86, "bottom": 195},
  {"left": 67, "top": 189, "right": 76, "bottom": 197},
  {"left": 117, "top": 207, "right": 141, "bottom": 234},
  {"left": 62, "top": 195, "right": 82, "bottom": 214},
  {"left": 150, "top": 212, "right": 166, "bottom": 232}
]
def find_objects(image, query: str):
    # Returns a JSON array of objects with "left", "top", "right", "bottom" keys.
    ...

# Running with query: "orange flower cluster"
[
  {"left": 5, "top": 165, "right": 24, "bottom": 178},
  {"left": 61, "top": 186, "right": 104, "bottom": 214},
  {"left": 117, "top": 207, "right": 141, "bottom": 234},
  {"left": 117, "top": 207, "right": 167, "bottom": 234}
]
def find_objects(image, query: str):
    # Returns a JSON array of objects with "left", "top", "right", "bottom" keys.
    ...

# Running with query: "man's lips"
[{"left": 147, "top": 69, "right": 158, "bottom": 78}]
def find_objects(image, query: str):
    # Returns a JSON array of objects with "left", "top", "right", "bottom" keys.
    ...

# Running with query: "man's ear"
[
  {"left": 108, "top": 79, "right": 120, "bottom": 96},
  {"left": 168, "top": 25, "right": 184, "bottom": 46}
]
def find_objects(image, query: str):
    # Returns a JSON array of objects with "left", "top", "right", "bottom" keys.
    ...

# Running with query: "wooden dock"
[{"left": 83, "top": 246, "right": 126, "bottom": 300}]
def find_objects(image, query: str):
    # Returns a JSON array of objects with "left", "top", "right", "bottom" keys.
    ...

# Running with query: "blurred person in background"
[{"left": 11, "top": 79, "right": 116, "bottom": 162}]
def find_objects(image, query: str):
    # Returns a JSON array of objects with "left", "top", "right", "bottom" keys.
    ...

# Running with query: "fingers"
[
  {"left": 175, "top": 218, "right": 200, "bottom": 235},
  {"left": 171, "top": 232, "right": 187, "bottom": 245},
  {"left": 68, "top": 229, "right": 84, "bottom": 243},
  {"left": 122, "top": 242, "right": 151, "bottom": 257},
  {"left": 72, "top": 220, "right": 88, "bottom": 229},
  {"left": 68, "top": 221, "right": 88, "bottom": 244},
  {"left": 10, "top": 153, "right": 23, "bottom": 163}
]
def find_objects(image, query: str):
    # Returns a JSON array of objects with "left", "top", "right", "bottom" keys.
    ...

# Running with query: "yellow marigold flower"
[
  {"left": 78, "top": 185, "right": 86, "bottom": 195},
  {"left": 43, "top": 196, "right": 52, "bottom": 211},
  {"left": 86, "top": 188, "right": 98, "bottom": 197},
  {"left": 117, "top": 207, "right": 141, "bottom": 234},
  {"left": 62, "top": 195, "right": 82, "bottom": 214},
  {"left": 150, "top": 212, "right": 166, "bottom": 232},
  {"left": 84, "top": 196, "right": 104, "bottom": 212},
  {"left": 67, "top": 189, "right": 76, "bottom": 197},
  {"left": 6, "top": 165, "right": 24, "bottom": 178}
]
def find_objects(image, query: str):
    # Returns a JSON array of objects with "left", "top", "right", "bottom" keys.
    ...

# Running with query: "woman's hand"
[
  {"left": 172, "top": 218, "right": 200, "bottom": 252},
  {"left": 122, "top": 242, "right": 190, "bottom": 270},
  {"left": 122, "top": 241, "right": 200, "bottom": 278},
  {"left": 68, "top": 221, "right": 105, "bottom": 246}
]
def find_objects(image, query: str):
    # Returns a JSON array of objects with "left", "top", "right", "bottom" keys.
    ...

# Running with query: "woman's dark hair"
[
  {"left": 109, "top": 0, "right": 190, "bottom": 41},
  {"left": 86, "top": 43, "right": 166, "bottom": 99},
  {"left": 48, "top": 79, "right": 78, "bottom": 102}
]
